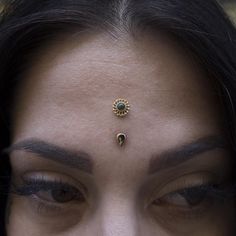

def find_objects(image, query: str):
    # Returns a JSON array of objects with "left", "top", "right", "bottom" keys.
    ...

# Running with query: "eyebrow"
[
  {"left": 148, "top": 135, "right": 227, "bottom": 175},
  {"left": 3, "top": 138, "right": 94, "bottom": 174},
  {"left": 3, "top": 136, "right": 227, "bottom": 176}
]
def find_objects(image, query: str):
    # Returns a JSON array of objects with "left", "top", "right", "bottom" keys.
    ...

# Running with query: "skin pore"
[{"left": 5, "top": 32, "right": 235, "bottom": 235}]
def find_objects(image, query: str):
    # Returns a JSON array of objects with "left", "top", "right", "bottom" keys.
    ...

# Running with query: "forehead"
[
  {"left": 12, "top": 32, "right": 222, "bottom": 155},
  {"left": 19, "top": 32, "right": 213, "bottom": 98}
]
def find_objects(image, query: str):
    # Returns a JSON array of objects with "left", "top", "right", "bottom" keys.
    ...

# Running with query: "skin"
[{"left": 5, "top": 31, "right": 235, "bottom": 235}]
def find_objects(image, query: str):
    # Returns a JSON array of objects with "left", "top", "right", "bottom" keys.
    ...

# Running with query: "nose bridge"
[{"left": 98, "top": 194, "right": 140, "bottom": 236}]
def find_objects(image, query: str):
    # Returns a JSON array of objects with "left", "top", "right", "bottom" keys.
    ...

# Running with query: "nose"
[{"left": 97, "top": 196, "right": 139, "bottom": 236}]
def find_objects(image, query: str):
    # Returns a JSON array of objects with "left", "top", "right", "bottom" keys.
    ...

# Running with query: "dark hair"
[{"left": 0, "top": 0, "right": 236, "bottom": 234}]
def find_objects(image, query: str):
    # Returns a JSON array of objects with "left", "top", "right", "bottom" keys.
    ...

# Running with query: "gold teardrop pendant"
[{"left": 116, "top": 133, "right": 127, "bottom": 147}]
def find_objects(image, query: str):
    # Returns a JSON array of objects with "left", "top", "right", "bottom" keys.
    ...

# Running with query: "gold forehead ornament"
[
  {"left": 116, "top": 133, "right": 127, "bottom": 147},
  {"left": 113, "top": 98, "right": 130, "bottom": 117},
  {"left": 113, "top": 98, "right": 129, "bottom": 147}
]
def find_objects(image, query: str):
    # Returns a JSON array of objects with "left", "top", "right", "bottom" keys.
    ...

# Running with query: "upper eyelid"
[
  {"left": 10, "top": 170, "right": 97, "bottom": 200},
  {"left": 26, "top": 180, "right": 78, "bottom": 192},
  {"left": 12, "top": 174, "right": 235, "bottom": 198},
  {"left": 23, "top": 179, "right": 77, "bottom": 188},
  {"left": 21, "top": 171, "right": 89, "bottom": 191},
  {"left": 149, "top": 172, "right": 217, "bottom": 198},
  {"left": 151, "top": 183, "right": 212, "bottom": 202},
  {"left": 159, "top": 184, "right": 236, "bottom": 202},
  {"left": 12, "top": 178, "right": 86, "bottom": 197}
]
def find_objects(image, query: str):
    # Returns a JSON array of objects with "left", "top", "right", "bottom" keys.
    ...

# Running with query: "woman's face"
[{"left": 6, "top": 32, "right": 235, "bottom": 235}]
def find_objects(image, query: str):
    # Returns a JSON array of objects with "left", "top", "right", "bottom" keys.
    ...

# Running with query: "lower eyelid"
[
  {"left": 26, "top": 193, "right": 87, "bottom": 216},
  {"left": 32, "top": 196, "right": 64, "bottom": 214},
  {"left": 149, "top": 196, "right": 216, "bottom": 221}
]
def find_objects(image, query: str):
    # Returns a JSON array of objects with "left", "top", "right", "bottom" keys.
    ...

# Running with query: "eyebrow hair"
[
  {"left": 148, "top": 135, "right": 228, "bottom": 175},
  {"left": 3, "top": 139, "right": 93, "bottom": 174},
  {"left": 2, "top": 136, "right": 228, "bottom": 176}
]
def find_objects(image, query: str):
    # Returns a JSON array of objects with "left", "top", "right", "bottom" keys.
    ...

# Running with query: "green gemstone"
[{"left": 117, "top": 102, "right": 126, "bottom": 111}]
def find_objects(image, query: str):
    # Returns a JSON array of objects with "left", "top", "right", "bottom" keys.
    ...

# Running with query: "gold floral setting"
[{"left": 113, "top": 98, "right": 130, "bottom": 117}]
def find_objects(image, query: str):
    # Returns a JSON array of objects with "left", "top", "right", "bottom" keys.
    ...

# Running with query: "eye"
[
  {"left": 35, "top": 184, "right": 84, "bottom": 203},
  {"left": 153, "top": 185, "right": 216, "bottom": 207},
  {"left": 14, "top": 179, "right": 86, "bottom": 204}
]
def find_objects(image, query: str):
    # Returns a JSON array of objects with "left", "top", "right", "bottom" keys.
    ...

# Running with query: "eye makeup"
[
  {"left": 13, "top": 178, "right": 85, "bottom": 202},
  {"left": 8, "top": 172, "right": 88, "bottom": 217},
  {"left": 147, "top": 172, "right": 236, "bottom": 221}
]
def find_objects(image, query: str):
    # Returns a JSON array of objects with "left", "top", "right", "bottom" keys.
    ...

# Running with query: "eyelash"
[
  {"left": 158, "top": 183, "right": 233, "bottom": 202},
  {"left": 11, "top": 177, "right": 86, "bottom": 214},
  {"left": 13, "top": 179, "right": 84, "bottom": 199},
  {"left": 151, "top": 182, "right": 236, "bottom": 219},
  {"left": 9, "top": 178, "right": 236, "bottom": 217},
  {"left": 154, "top": 184, "right": 225, "bottom": 204}
]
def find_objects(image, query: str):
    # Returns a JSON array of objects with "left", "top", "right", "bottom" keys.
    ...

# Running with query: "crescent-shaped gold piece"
[
  {"left": 113, "top": 98, "right": 130, "bottom": 117},
  {"left": 116, "top": 133, "right": 127, "bottom": 146}
]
